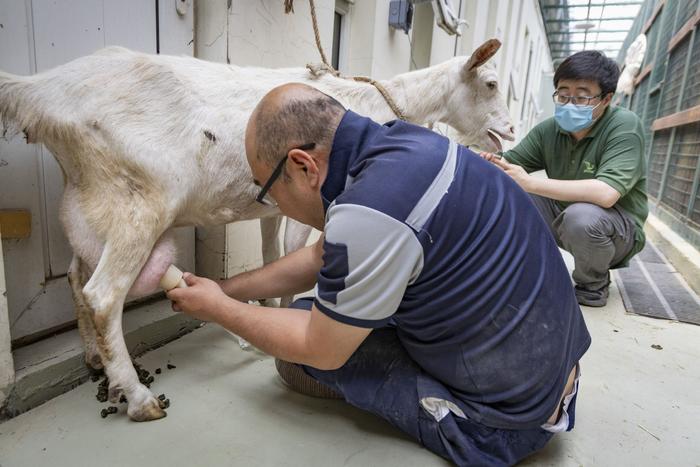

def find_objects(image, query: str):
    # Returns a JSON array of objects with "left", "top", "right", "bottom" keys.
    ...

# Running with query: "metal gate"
[{"left": 621, "top": 0, "right": 700, "bottom": 247}]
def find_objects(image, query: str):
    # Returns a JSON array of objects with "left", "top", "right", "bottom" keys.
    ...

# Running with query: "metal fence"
[{"left": 619, "top": 0, "right": 700, "bottom": 246}]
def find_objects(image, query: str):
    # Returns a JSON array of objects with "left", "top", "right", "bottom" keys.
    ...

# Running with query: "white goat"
[{"left": 0, "top": 39, "right": 513, "bottom": 421}]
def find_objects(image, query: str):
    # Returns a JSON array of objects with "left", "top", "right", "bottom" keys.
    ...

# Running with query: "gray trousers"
[{"left": 529, "top": 194, "right": 636, "bottom": 290}]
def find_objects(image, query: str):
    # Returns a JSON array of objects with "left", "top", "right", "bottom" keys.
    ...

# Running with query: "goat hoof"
[
  {"left": 128, "top": 397, "right": 167, "bottom": 422},
  {"left": 108, "top": 385, "right": 124, "bottom": 404}
]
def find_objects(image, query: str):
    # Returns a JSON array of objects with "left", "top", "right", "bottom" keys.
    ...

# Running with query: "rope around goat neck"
[{"left": 285, "top": 0, "right": 408, "bottom": 121}]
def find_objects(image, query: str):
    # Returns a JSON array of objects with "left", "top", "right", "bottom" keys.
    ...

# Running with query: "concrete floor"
[{"left": 1, "top": 277, "right": 699, "bottom": 466}]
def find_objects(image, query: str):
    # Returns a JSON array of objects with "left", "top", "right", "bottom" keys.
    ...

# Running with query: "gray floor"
[{"left": 1, "top": 271, "right": 699, "bottom": 466}]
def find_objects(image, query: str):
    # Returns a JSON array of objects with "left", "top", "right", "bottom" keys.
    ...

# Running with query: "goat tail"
[{"left": 0, "top": 70, "right": 44, "bottom": 141}]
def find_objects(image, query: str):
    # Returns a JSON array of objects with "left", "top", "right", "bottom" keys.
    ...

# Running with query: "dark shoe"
[
  {"left": 575, "top": 284, "right": 609, "bottom": 307},
  {"left": 275, "top": 358, "right": 343, "bottom": 399}
]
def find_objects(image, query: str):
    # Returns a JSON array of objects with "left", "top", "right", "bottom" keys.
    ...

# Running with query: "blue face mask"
[{"left": 554, "top": 102, "right": 601, "bottom": 133}]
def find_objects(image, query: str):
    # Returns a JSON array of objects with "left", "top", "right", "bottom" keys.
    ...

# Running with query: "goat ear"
[{"left": 465, "top": 39, "right": 501, "bottom": 72}]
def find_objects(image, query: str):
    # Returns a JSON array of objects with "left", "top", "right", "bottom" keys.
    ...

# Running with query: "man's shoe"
[
  {"left": 275, "top": 358, "right": 344, "bottom": 399},
  {"left": 575, "top": 284, "right": 609, "bottom": 307}
]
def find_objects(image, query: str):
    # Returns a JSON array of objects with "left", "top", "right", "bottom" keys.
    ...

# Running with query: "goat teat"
[{"left": 159, "top": 264, "right": 188, "bottom": 291}]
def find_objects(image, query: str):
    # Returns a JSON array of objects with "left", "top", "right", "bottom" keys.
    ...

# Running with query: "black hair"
[{"left": 553, "top": 50, "right": 620, "bottom": 96}]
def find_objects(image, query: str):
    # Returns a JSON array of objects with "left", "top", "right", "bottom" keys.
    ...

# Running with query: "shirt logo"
[{"left": 582, "top": 161, "right": 596, "bottom": 174}]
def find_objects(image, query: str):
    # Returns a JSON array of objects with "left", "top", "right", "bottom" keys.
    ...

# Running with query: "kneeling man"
[{"left": 168, "top": 83, "right": 591, "bottom": 466}]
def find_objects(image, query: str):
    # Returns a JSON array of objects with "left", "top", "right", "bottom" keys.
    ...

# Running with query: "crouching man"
[
  {"left": 167, "top": 83, "right": 591, "bottom": 466},
  {"left": 483, "top": 51, "right": 648, "bottom": 307}
]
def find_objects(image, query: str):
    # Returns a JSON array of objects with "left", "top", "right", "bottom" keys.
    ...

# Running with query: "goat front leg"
[
  {"left": 280, "top": 218, "right": 314, "bottom": 307},
  {"left": 82, "top": 238, "right": 166, "bottom": 422},
  {"left": 67, "top": 255, "right": 102, "bottom": 371}
]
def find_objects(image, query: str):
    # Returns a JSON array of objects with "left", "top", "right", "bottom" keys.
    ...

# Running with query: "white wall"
[{"left": 0, "top": 232, "right": 15, "bottom": 407}]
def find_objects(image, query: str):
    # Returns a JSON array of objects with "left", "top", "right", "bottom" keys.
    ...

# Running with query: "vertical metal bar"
[
  {"left": 639, "top": 1, "right": 666, "bottom": 193},
  {"left": 684, "top": 0, "right": 700, "bottom": 218},
  {"left": 659, "top": 9, "right": 696, "bottom": 206},
  {"left": 155, "top": 0, "right": 160, "bottom": 54},
  {"left": 653, "top": 1, "right": 683, "bottom": 201}
]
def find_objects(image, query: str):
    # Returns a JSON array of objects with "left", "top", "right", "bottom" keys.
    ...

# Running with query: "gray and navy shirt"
[{"left": 314, "top": 111, "right": 591, "bottom": 430}]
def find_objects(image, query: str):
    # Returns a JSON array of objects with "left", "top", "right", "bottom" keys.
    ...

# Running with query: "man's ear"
[{"left": 288, "top": 148, "right": 321, "bottom": 185}]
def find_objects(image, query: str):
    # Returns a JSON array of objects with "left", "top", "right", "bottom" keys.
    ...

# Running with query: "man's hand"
[
  {"left": 488, "top": 155, "right": 532, "bottom": 192},
  {"left": 166, "top": 273, "right": 230, "bottom": 322},
  {"left": 479, "top": 151, "right": 500, "bottom": 163}
]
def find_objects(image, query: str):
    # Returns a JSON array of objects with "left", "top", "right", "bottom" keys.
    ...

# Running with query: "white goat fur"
[{"left": 0, "top": 41, "right": 512, "bottom": 421}]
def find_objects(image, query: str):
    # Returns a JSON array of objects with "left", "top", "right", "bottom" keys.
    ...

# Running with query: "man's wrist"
[
  {"left": 523, "top": 173, "right": 538, "bottom": 194},
  {"left": 211, "top": 294, "right": 237, "bottom": 324},
  {"left": 219, "top": 275, "right": 248, "bottom": 301}
]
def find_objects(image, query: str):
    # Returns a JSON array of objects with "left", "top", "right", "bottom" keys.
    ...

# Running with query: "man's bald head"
[{"left": 246, "top": 83, "right": 346, "bottom": 168}]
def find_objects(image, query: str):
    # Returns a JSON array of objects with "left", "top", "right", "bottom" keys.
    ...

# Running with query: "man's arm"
[
  {"left": 525, "top": 176, "right": 621, "bottom": 208},
  {"left": 167, "top": 274, "right": 370, "bottom": 370},
  {"left": 219, "top": 236, "right": 325, "bottom": 302},
  {"left": 489, "top": 157, "right": 621, "bottom": 208}
]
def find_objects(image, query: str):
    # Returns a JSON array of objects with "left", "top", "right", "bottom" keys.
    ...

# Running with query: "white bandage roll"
[{"left": 159, "top": 264, "right": 188, "bottom": 291}]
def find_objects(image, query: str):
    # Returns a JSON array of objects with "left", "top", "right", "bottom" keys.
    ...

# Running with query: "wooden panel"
[
  {"left": 32, "top": 0, "right": 159, "bottom": 278},
  {"left": 0, "top": 0, "right": 55, "bottom": 342},
  {"left": 104, "top": 1, "right": 157, "bottom": 52},
  {"left": 642, "top": 0, "right": 665, "bottom": 34},
  {"left": 652, "top": 105, "right": 700, "bottom": 131},
  {"left": 668, "top": 11, "right": 700, "bottom": 53},
  {"left": 634, "top": 63, "right": 653, "bottom": 87},
  {"left": 0, "top": 210, "right": 31, "bottom": 239},
  {"left": 32, "top": 0, "right": 106, "bottom": 277},
  {"left": 157, "top": 0, "right": 194, "bottom": 55}
]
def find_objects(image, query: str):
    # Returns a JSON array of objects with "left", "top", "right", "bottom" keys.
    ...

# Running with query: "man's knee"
[{"left": 555, "top": 203, "right": 609, "bottom": 242}]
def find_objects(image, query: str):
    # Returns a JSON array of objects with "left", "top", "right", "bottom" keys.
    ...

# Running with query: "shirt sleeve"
[
  {"left": 503, "top": 123, "right": 546, "bottom": 173},
  {"left": 595, "top": 131, "right": 645, "bottom": 197},
  {"left": 314, "top": 203, "right": 424, "bottom": 328}
]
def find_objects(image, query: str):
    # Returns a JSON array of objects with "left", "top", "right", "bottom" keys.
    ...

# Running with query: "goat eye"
[{"left": 487, "top": 81, "right": 497, "bottom": 90}]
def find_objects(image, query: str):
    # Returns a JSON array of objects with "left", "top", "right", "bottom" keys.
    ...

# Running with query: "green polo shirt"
[{"left": 504, "top": 106, "right": 648, "bottom": 267}]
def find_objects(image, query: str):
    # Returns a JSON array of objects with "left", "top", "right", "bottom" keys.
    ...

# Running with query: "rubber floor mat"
[{"left": 614, "top": 241, "right": 700, "bottom": 325}]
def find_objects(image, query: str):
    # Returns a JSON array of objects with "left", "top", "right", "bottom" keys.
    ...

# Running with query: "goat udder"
[{"left": 127, "top": 234, "right": 178, "bottom": 298}]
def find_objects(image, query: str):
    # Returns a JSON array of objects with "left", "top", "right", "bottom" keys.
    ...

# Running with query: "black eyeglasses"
[
  {"left": 552, "top": 91, "right": 604, "bottom": 107},
  {"left": 256, "top": 142, "right": 316, "bottom": 206}
]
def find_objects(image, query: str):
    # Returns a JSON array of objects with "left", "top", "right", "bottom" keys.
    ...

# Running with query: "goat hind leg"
[
  {"left": 280, "top": 218, "right": 314, "bottom": 307},
  {"left": 68, "top": 255, "right": 103, "bottom": 371},
  {"left": 82, "top": 237, "right": 166, "bottom": 421}
]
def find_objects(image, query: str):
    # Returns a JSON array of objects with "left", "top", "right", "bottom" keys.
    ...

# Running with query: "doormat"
[{"left": 614, "top": 241, "right": 700, "bottom": 326}]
